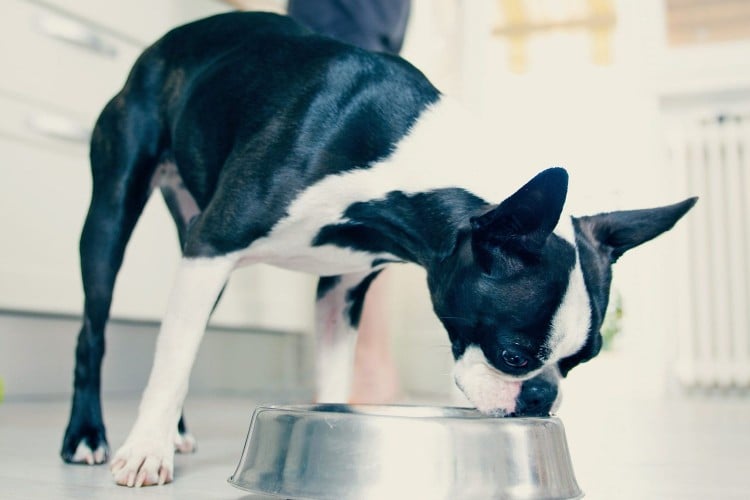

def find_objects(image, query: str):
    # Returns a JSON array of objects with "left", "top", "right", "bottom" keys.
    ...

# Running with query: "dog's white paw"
[
  {"left": 71, "top": 441, "right": 108, "bottom": 465},
  {"left": 110, "top": 437, "right": 174, "bottom": 487},
  {"left": 174, "top": 431, "right": 197, "bottom": 454}
]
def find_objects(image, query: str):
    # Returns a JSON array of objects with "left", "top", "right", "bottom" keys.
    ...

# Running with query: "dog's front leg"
[
  {"left": 315, "top": 271, "right": 381, "bottom": 403},
  {"left": 110, "top": 256, "right": 234, "bottom": 487}
]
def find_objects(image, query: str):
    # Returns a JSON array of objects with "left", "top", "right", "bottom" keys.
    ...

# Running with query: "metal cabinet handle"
[
  {"left": 27, "top": 112, "right": 91, "bottom": 144},
  {"left": 34, "top": 14, "right": 117, "bottom": 57}
]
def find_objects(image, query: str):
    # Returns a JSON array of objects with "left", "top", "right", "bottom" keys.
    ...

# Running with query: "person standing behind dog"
[
  {"left": 288, "top": 0, "right": 411, "bottom": 403},
  {"left": 287, "top": 0, "right": 411, "bottom": 54}
]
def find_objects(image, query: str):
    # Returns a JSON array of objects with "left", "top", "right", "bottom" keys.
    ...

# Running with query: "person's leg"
[
  {"left": 287, "top": 0, "right": 411, "bottom": 54},
  {"left": 349, "top": 270, "right": 401, "bottom": 403}
]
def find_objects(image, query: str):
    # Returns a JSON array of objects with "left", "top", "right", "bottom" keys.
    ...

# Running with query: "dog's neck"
[
  {"left": 304, "top": 98, "right": 540, "bottom": 272},
  {"left": 313, "top": 188, "right": 488, "bottom": 269}
]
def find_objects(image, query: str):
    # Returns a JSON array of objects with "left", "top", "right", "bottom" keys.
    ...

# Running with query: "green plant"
[{"left": 600, "top": 289, "right": 623, "bottom": 351}]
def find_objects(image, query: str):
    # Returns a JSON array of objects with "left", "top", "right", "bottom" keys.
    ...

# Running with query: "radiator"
[{"left": 668, "top": 113, "right": 750, "bottom": 389}]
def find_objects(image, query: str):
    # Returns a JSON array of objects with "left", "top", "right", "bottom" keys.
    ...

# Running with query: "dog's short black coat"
[{"left": 61, "top": 11, "right": 696, "bottom": 481}]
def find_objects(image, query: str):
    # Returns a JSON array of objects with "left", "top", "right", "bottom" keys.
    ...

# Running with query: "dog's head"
[{"left": 427, "top": 168, "right": 696, "bottom": 416}]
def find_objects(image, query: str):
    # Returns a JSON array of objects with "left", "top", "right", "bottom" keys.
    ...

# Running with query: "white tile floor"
[
  {"left": 1, "top": 393, "right": 749, "bottom": 499},
  {"left": 559, "top": 395, "right": 750, "bottom": 500}
]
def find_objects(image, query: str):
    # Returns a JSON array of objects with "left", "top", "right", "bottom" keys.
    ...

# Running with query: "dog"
[{"left": 59, "top": 12, "right": 696, "bottom": 486}]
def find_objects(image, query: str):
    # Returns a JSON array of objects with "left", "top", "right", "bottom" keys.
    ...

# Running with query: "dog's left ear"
[
  {"left": 471, "top": 167, "right": 568, "bottom": 270},
  {"left": 574, "top": 197, "right": 698, "bottom": 262}
]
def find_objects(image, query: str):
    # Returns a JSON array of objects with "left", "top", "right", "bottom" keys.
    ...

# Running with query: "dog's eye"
[{"left": 501, "top": 349, "right": 529, "bottom": 368}]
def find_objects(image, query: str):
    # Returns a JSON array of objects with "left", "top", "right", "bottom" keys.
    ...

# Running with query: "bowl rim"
[{"left": 250, "top": 402, "right": 559, "bottom": 423}]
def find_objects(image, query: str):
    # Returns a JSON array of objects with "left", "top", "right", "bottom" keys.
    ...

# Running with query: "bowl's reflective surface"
[{"left": 229, "top": 404, "right": 583, "bottom": 500}]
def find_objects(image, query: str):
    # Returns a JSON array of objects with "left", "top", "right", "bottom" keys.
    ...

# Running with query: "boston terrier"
[{"left": 59, "top": 12, "right": 696, "bottom": 486}]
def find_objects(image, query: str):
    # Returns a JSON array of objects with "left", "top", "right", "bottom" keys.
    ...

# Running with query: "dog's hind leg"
[
  {"left": 61, "top": 95, "right": 162, "bottom": 465},
  {"left": 315, "top": 271, "right": 382, "bottom": 403}
]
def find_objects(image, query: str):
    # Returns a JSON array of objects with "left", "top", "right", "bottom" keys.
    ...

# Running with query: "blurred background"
[
  {"left": 3, "top": 0, "right": 747, "bottom": 404},
  {"left": 0, "top": 1, "right": 748, "bottom": 494}
]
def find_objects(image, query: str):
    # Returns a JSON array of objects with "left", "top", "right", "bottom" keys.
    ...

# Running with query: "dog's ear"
[
  {"left": 574, "top": 197, "right": 698, "bottom": 263},
  {"left": 471, "top": 167, "right": 568, "bottom": 270}
]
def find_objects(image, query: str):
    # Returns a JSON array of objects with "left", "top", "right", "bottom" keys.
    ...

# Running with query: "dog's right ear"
[
  {"left": 574, "top": 197, "right": 698, "bottom": 263},
  {"left": 470, "top": 167, "right": 568, "bottom": 271}
]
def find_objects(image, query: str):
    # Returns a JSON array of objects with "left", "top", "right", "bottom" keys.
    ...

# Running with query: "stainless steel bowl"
[{"left": 229, "top": 404, "right": 582, "bottom": 500}]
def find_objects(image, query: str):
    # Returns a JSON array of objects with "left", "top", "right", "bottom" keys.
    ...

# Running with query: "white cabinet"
[
  {"left": 0, "top": 0, "right": 142, "bottom": 124},
  {"left": 0, "top": 0, "right": 315, "bottom": 332},
  {"left": 0, "top": 136, "right": 89, "bottom": 315},
  {"left": 0, "top": 0, "right": 140, "bottom": 317},
  {"left": 41, "top": 0, "right": 232, "bottom": 45}
]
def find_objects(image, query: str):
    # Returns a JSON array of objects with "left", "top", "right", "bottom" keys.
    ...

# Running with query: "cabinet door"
[
  {"left": 0, "top": 137, "right": 90, "bottom": 315},
  {"left": 0, "top": 0, "right": 142, "bottom": 124},
  {"left": 41, "top": 0, "right": 232, "bottom": 45}
]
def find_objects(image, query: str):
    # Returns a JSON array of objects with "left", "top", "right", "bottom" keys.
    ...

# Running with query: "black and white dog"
[{"left": 60, "top": 12, "right": 696, "bottom": 486}]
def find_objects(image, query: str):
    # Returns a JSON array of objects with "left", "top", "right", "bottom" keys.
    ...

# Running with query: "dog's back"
[{"left": 104, "top": 12, "right": 440, "bottom": 213}]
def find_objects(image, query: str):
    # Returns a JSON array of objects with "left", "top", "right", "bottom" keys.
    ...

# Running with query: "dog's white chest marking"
[{"left": 545, "top": 217, "right": 591, "bottom": 362}]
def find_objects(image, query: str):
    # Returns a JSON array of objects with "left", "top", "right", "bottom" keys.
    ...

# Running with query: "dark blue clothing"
[{"left": 287, "top": 0, "right": 411, "bottom": 54}]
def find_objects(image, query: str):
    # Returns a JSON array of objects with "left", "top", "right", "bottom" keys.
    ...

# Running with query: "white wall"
[{"left": 387, "top": 0, "right": 750, "bottom": 400}]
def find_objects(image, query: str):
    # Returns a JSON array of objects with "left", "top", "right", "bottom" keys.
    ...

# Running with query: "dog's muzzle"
[{"left": 453, "top": 346, "right": 562, "bottom": 417}]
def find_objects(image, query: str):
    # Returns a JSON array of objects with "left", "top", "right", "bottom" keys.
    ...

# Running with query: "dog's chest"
[{"left": 234, "top": 177, "right": 400, "bottom": 275}]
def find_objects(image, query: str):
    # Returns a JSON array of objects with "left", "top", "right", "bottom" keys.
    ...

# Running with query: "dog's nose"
[{"left": 512, "top": 378, "right": 558, "bottom": 417}]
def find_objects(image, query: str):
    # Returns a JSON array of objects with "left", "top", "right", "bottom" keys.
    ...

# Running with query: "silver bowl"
[{"left": 229, "top": 404, "right": 582, "bottom": 500}]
